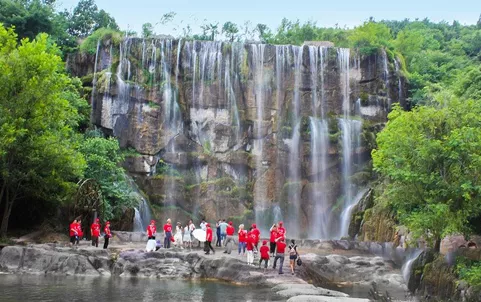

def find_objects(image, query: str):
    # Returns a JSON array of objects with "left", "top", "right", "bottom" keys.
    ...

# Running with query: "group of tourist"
[
  {"left": 146, "top": 218, "right": 301, "bottom": 275},
  {"left": 69, "top": 218, "right": 111, "bottom": 249},
  {"left": 68, "top": 217, "right": 301, "bottom": 275}
]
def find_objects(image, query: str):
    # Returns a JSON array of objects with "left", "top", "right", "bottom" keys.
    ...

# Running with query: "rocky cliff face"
[{"left": 70, "top": 38, "right": 406, "bottom": 238}]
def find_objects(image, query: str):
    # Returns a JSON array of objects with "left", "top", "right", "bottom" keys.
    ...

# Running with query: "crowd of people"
[
  {"left": 144, "top": 218, "right": 302, "bottom": 275},
  {"left": 68, "top": 217, "right": 301, "bottom": 275},
  {"left": 69, "top": 218, "right": 111, "bottom": 249}
]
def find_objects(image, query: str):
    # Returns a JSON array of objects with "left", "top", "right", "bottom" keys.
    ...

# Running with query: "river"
[{"left": 0, "top": 274, "right": 282, "bottom": 301}]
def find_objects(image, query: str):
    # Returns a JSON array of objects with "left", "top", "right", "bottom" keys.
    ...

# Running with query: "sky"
[{"left": 57, "top": 0, "right": 481, "bottom": 36}]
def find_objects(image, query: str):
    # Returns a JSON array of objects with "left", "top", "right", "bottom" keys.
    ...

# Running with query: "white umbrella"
[{"left": 192, "top": 229, "right": 206, "bottom": 242}]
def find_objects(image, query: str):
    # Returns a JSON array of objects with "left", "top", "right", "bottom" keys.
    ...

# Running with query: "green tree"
[
  {"left": 67, "top": 0, "right": 118, "bottom": 38},
  {"left": 372, "top": 101, "right": 481, "bottom": 251},
  {"left": 141, "top": 22, "right": 154, "bottom": 39},
  {"left": 79, "top": 133, "right": 135, "bottom": 219},
  {"left": 222, "top": 21, "right": 239, "bottom": 42},
  {"left": 0, "top": 26, "right": 86, "bottom": 237},
  {"left": 348, "top": 21, "right": 393, "bottom": 55}
]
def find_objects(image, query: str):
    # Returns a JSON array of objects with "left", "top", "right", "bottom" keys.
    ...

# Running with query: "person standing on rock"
[
  {"left": 273, "top": 237, "right": 286, "bottom": 274},
  {"left": 219, "top": 219, "right": 228, "bottom": 246},
  {"left": 174, "top": 222, "right": 183, "bottom": 249},
  {"left": 238, "top": 224, "right": 247, "bottom": 255},
  {"left": 269, "top": 223, "right": 278, "bottom": 257},
  {"left": 277, "top": 221, "right": 286, "bottom": 240},
  {"left": 103, "top": 221, "right": 111, "bottom": 249},
  {"left": 75, "top": 219, "right": 83, "bottom": 245},
  {"left": 147, "top": 220, "right": 157, "bottom": 240},
  {"left": 163, "top": 218, "right": 173, "bottom": 249},
  {"left": 183, "top": 221, "right": 192, "bottom": 249},
  {"left": 288, "top": 239, "right": 299, "bottom": 275},
  {"left": 251, "top": 224, "right": 260, "bottom": 250},
  {"left": 246, "top": 227, "right": 254, "bottom": 265},
  {"left": 204, "top": 223, "right": 215, "bottom": 255},
  {"left": 224, "top": 221, "right": 235, "bottom": 254},
  {"left": 90, "top": 218, "right": 101, "bottom": 247},
  {"left": 259, "top": 240, "right": 270, "bottom": 272},
  {"left": 69, "top": 219, "right": 78, "bottom": 246},
  {"left": 215, "top": 220, "right": 222, "bottom": 247},
  {"left": 198, "top": 219, "right": 206, "bottom": 248}
]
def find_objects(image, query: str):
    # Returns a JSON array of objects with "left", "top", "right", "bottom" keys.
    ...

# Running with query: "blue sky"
[{"left": 57, "top": 0, "right": 481, "bottom": 36}]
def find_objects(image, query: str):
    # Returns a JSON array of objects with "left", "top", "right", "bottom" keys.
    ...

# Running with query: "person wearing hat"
[
  {"left": 251, "top": 223, "right": 260, "bottom": 250},
  {"left": 223, "top": 221, "right": 235, "bottom": 254},
  {"left": 259, "top": 240, "right": 270, "bottom": 272},
  {"left": 90, "top": 218, "right": 101, "bottom": 247},
  {"left": 103, "top": 221, "right": 111, "bottom": 249},
  {"left": 147, "top": 220, "right": 157, "bottom": 240},
  {"left": 273, "top": 236, "right": 286, "bottom": 274},
  {"left": 204, "top": 223, "right": 215, "bottom": 255}
]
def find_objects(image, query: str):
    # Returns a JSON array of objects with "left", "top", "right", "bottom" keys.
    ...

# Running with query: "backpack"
[{"left": 289, "top": 244, "right": 297, "bottom": 256}]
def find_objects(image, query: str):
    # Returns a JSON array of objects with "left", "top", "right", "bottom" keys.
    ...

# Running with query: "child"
[
  {"left": 246, "top": 227, "right": 254, "bottom": 265},
  {"left": 259, "top": 240, "right": 270, "bottom": 273}
]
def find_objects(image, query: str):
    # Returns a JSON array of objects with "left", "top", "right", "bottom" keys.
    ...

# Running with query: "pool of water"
[{"left": 0, "top": 274, "right": 283, "bottom": 302}]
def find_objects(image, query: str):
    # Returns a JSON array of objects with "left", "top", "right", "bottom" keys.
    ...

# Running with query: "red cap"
[
  {"left": 262, "top": 240, "right": 267, "bottom": 245},
  {"left": 252, "top": 223, "right": 257, "bottom": 228},
  {"left": 106, "top": 221, "right": 110, "bottom": 224},
  {"left": 279, "top": 221, "right": 283, "bottom": 225},
  {"left": 95, "top": 218, "right": 100, "bottom": 222},
  {"left": 228, "top": 221, "right": 233, "bottom": 225},
  {"left": 150, "top": 220, "right": 156, "bottom": 224},
  {"left": 206, "top": 223, "right": 210, "bottom": 227}
]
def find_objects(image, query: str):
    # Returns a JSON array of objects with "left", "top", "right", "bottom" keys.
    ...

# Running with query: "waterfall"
[
  {"left": 401, "top": 249, "right": 423, "bottom": 284},
  {"left": 338, "top": 48, "right": 363, "bottom": 239},
  {"left": 308, "top": 45, "right": 330, "bottom": 239},
  {"left": 381, "top": 49, "right": 391, "bottom": 109},
  {"left": 286, "top": 46, "right": 304, "bottom": 237},
  {"left": 251, "top": 44, "right": 268, "bottom": 230},
  {"left": 90, "top": 40, "right": 101, "bottom": 124},
  {"left": 339, "top": 188, "right": 368, "bottom": 237},
  {"left": 394, "top": 58, "right": 403, "bottom": 104},
  {"left": 126, "top": 176, "right": 153, "bottom": 232}
]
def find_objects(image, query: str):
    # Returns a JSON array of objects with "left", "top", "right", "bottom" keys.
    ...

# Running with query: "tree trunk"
[
  {"left": 434, "top": 237, "right": 441, "bottom": 253},
  {"left": 0, "top": 179, "right": 6, "bottom": 209},
  {"left": 0, "top": 188, "right": 14, "bottom": 238}
]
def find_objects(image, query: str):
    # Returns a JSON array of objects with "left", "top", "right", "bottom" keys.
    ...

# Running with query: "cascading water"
[
  {"left": 394, "top": 58, "right": 403, "bottom": 104},
  {"left": 285, "top": 46, "right": 304, "bottom": 237},
  {"left": 401, "top": 249, "right": 423, "bottom": 284},
  {"left": 337, "top": 48, "right": 363, "bottom": 239},
  {"left": 126, "top": 176, "right": 153, "bottom": 232},
  {"left": 308, "top": 46, "right": 330, "bottom": 239},
  {"left": 251, "top": 44, "right": 268, "bottom": 230},
  {"left": 381, "top": 48, "right": 391, "bottom": 109},
  {"left": 339, "top": 188, "right": 368, "bottom": 237}
]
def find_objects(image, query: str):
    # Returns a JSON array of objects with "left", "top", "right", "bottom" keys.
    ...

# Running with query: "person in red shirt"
[
  {"left": 259, "top": 240, "right": 270, "bottom": 272},
  {"left": 238, "top": 224, "right": 247, "bottom": 255},
  {"left": 90, "top": 218, "right": 101, "bottom": 247},
  {"left": 246, "top": 228, "right": 254, "bottom": 265},
  {"left": 147, "top": 220, "right": 157, "bottom": 240},
  {"left": 269, "top": 223, "right": 278, "bottom": 257},
  {"left": 69, "top": 219, "right": 78, "bottom": 246},
  {"left": 75, "top": 219, "right": 83, "bottom": 245},
  {"left": 103, "top": 221, "right": 111, "bottom": 249},
  {"left": 273, "top": 237, "right": 286, "bottom": 274},
  {"left": 163, "top": 218, "right": 172, "bottom": 248},
  {"left": 223, "top": 221, "right": 235, "bottom": 254},
  {"left": 251, "top": 223, "right": 260, "bottom": 249},
  {"left": 277, "top": 221, "right": 286, "bottom": 240},
  {"left": 204, "top": 223, "right": 215, "bottom": 255}
]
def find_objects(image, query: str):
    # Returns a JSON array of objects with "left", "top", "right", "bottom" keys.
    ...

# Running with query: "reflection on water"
[{"left": 0, "top": 274, "right": 282, "bottom": 302}]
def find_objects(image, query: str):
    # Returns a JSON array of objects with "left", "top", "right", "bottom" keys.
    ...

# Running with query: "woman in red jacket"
[
  {"left": 69, "top": 219, "right": 78, "bottom": 246},
  {"left": 204, "top": 223, "right": 215, "bottom": 255},
  {"left": 75, "top": 219, "right": 83, "bottom": 245},
  {"left": 90, "top": 218, "right": 101, "bottom": 247},
  {"left": 259, "top": 240, "right": 270, "bottom": 272}
]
